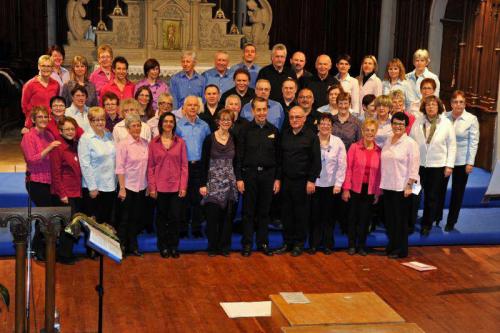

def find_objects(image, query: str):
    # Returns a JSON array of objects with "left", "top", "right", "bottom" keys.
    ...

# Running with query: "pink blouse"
[
  {"left": 20, "top": 127, "right": 54, "bottom": 184},
  {"left": 343, "top": 140, "right": 381, "bottom": 195}
]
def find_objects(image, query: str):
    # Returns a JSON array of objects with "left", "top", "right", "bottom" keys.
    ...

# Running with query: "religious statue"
[
  {"left": 242, "top": 0, "right": 272, "bottom": 48},
  {"left": 66, "top": 0, "right": 91, "bottom": 43}
]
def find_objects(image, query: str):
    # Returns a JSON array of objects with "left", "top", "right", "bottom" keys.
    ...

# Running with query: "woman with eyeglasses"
[
  {"left": 380, "top": 112, "right": 419, "bottom": 258},
  {"left": 102, "top": 92, "right": 122, "bottom": 132},
  {"left": 46, "top": 95, "right": 84, "bottom": 140},
  {"left": 148, "top": 93, "right": 174, "bottom": 138},
  {"left": 49, "top": 116, "right": 83, "bottom": 264},
  {"left": 200, "top": 109, "right": 238, "bottom": 257}
]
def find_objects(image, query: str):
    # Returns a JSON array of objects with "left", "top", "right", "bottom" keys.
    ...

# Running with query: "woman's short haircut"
[
  {"left": 158, "top": 112, "right": 177, "bottom": 135},
  {"left": 119, "top": 98, "right": 141, "bottom": 118},
  {"left": 112, "top": 56, "right": 129, "bottom": 69},
  {"left": 413, "top": 49, "right": 430, "bottom": 63},
  {"left": 38, "top": 55, "right": 53, "bottom": 66},
  {"left": 58, "top": 116, "right": 78, "bottom": 130},
  {"left": 102, "top": 92, "right": 120, "bottom": 105},
  {"left": 384, "top": 58, "right": 406, "bottom": 81},
  {"left": 88, "top": 107, "right": 106, "bottom": 121},
  {"left": 419, "top": 95, "right": 445, "bottom": 115},
  {"left": 362, "top": 94, "right": 376, "bottom": 107},
  {"left": 47, "top": 45, "right": 65, "bottom": 59},
  {"left": 362, "top": 118, "right": 379, "bottom": 131},
  {"left": 30, "top": 106, "right": 49, "bottom": 123},
  {"left": 327, "top": 83, "right": 344, "bottom": 96},
  {"left": 143, "top": 58, "right": 160, "bottom": 76},
  {"left": 157, "top": 92, "right": 173, "bottom": 105},
  {"left": 318, "top": 113, "right": 334, "bottom": 125},
  {"left": 50, "top": 95, "right": 66, "bottom": 107},
  {"left": 124, "top": 114, "right": 142, "bottom": 128},
  {"left": 336, "top": 92, "right": 351, "bottom": 104},
  {"left": 215, "top": 108, "right": 235, "bottom": 124},
  {"left": 389, "top": 89, "right": 405, "bottom": 104},
  {"left": 225, "top": 94, "right": 241, "bottom": 107},
  {"left": 420, "top": 78, "right": 436, "bottom": 90},
  {"left": 70, "top": 55, "right": 90, "bottom": 81},
  {"left": 451, "top": 90, "right": 466, "bottom": 100},
  {"left": 97, "top": 44, "right": 113, "bottom": 58},
  {"left": 391, "top": 111, "right": 409, "bottom": 126},
  {"left": 374, "top": 95, "right": 393, "bottom": 109},
  {"left": 71, "top": 84, "right": 88, "bottom": 97}
]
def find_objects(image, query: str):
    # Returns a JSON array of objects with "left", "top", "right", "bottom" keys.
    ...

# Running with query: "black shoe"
[
  {"left": 160, "top": 249, "right": 170, "bottom": 258},
  {"left": 179, "top": 231, "right": 188, "bottom": 239},
  {"left": 323, "top": 248, "right": 333, "bottom": 255},
  {"left": 291, "top": 247, "right": 303, "bottom": 257},
  {"left": 130, "top": 250, "right": 143, "bottom": 257},
  {"left": 208, "top": 250, "right": 217, "bottom": 257},
  {"left": 170, "top": 249, "right": 180, "bottom": 258},
  {"left": 241, "top": 245, "right": 252, "bottom": 257},
  {"left": 192, "top": 231, "right": 203, "bottom": 239},
  {"left": 435, "top": 219, "right": 441, "bottom": 227},
  {"left": 307, "top": 247, "right": 317, "bottom": 255},
  {"left": 348, "top": 247, "right": 356, "bottom": 255},
  {"left": 57, "top": 256, "right": 76, "bottom": 265},
  {"left": 273, "top": 244, "right": 292, "bottom": 255},
  {"left": 444, "top": 223, "right": 455, "bottom": 232},
  {"left": 358, "top": 248, "right": 368, "bottom": 256},
  {"left": 221, "top": 250, "right": 230, "bottom": 257},
  {"left": 420, "top": 227, "right": 430, "bottom": 236},
  {"left": 87, "top": 248, "right": 97, "bottom": 260},
  {"left": 258, "top": 244, "right": 273, "bottom": 256}
]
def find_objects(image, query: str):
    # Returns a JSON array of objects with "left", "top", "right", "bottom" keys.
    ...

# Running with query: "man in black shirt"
[
  {"left": 275, "top": 106, "right": 321, "bottom": 256},
  {"left": 257, "top": 43, "right": 297, "bottom": 102},
  {"left": 236, "top": 97, "right": 281, "bottom": 257},
  {"left": 225, "top": 94, "right": 249, "bottom": 142},
  {"left": 290, "top": 51, "right": 313, "bottom": 80},
  {"left": 297, "top": 88, "right": 322, "bottom": 132},
  {"left": 301, "top": 54, "right": 339, "bottom": 109},
  {"left": 219, "top": 68, "right": 255, "bottom": 108},
  {"left": 199, "top": 84, "right": 223, "bottom": 131}
]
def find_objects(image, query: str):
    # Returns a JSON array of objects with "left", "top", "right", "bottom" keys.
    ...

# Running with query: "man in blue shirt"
[
  {"left": 241, "top": 79, "right": 285, "bottom": 131},
  {"left": 202, "top": 51, "right": 235, "bottom": 95},
  {"left": 232, "top": 43, "right": 261, "bottom": 89},
  {"left": 170, "top": 51, "right": 206, "bottom": 109},
  {"left": 176, "top": 95, "right": 211, "bottom": 238}
]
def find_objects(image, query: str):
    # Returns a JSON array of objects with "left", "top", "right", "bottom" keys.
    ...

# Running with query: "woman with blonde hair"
[
  {"left": 406, "top": 49, "right": 440, "bottom": 99},
  {"left": 382, "top": 58, "right": 417, "bottom": 109},
  {"left": 61, "top": 55, "right": 98, "bottom": 107},
  {"left": 374, "top": 95, "right": 393, "bottom": 148},
  {"left": 148, "top": 92, "right": 174, "bottom": 137},
  {"left": 357, "top": 55, "right": 382, "bottom": 114},
  {"left": 112, "top": 98, "right": 152, "bottom": 143}
]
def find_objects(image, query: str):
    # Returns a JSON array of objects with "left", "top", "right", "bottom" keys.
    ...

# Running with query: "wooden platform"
[
  {"left": 281, "top": 322, "right": 424, "bottom": 333},
  {"left": 0, "top": 246, "right": 499, "bottom": 332},
  {"left": 270, "top": 292, "right": 404, "bottom": 327}
]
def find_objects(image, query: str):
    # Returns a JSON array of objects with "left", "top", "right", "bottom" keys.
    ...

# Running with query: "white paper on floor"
[{"left": 220, "top": 301, "right": 272, "bottom": 318}]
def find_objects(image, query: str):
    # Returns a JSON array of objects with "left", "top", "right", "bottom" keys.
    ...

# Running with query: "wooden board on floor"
[
  {"left": 281, "top": 322, "right": 425, "bottom": 333},
  {"left": 270, "top": 292, "right": 405, "bottom": 327}
]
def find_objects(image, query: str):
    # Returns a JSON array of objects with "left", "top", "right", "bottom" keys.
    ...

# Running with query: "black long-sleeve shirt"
[
  {"left": 300, "top": 73, "right": 339, "bottom": 109},
  {"left": 235, "top": 120, "right": 281, "bottom": 181},
  {"left": 280, "top": 126, "right": 321, "bottom": 182},
  {"left": 257, "top": 65, "right": 297, "bottom": 101}
]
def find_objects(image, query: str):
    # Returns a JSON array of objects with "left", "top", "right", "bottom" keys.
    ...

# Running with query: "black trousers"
[
  {"left": 82, "top": 188, "right": 116, "bottom": 225},
  {"left": 408, "top": 194, "right": 419, "bottom": 231},
  {"left": 156, "top": 192, "right": 182, "bottom": 251},
  {"left": 310, "top": 186, "right": 336, "bottom": 249},
  {"left": 27, "top": 182, "right": 58, "bottom": 258},
  {"left": 347, "top": 184, "right": 374, "bottom": 249},
  {"left": 436, "top": 165, "right": 469, "bottom": 225},
  {"left": 419, "top": 167, "right": 445, "bottom": 229},
  {"left": 205, "top": 202, "right": 234, "bottom": 252},
  {"left": 333, "top": 195, "right": 349, "bottom": 233},
  {"left": 241, "top": 168, "right": 275, "bottom": 247},
  {"left": 118, "top": 189, "right": 146, "bottom": 251},
  {"left": 183, "top": 162, "right": 203, "bottom": 233},
  {"left": 57, "top": 197, "right": 82, "bottom": 259},
  {"left": 281, "top": 177, "right": 309, "bottom": 248},
  {"left": 383, "top": 190, "right": 410, "bottom": 257}
]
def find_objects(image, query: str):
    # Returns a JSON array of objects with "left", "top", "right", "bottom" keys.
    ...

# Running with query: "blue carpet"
[{"left": 1, "top": 169, "right": 500, "bottom": 256}]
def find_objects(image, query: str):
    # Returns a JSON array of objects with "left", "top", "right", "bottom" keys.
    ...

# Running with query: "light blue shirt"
[
  {"left": 175, "top": 117, "right": 211, "bottom": 161},
  {"left": 445, "top": 110, "right": 479, "bottom": 166},
  {"left": 202, "top": 67, "right": 235, "bottom": 95},
  {"left": 170, "top": 71, "right": 206, "bottom": 109},
  {"left": 406, "top": 68, "right": 440, "bottom": 99},
  {"left": 65, "top": 104, "right": 91, "bottom": 133},
  {"left": 241, "top": 99, "right": 285, "bottom": 131},
  {"left": 78, "top": 128, "right": 116, "bottom": 192},
  {"left": 232, "top": 62, "right": 261, "bottom": 88},
  {"left": 382, "top": 79, "right": 419, "bottom": 109}
]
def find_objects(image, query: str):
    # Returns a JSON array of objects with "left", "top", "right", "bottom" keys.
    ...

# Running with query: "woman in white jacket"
[{"left": 410, "top": 95, "right": 456, "bottom": 236}]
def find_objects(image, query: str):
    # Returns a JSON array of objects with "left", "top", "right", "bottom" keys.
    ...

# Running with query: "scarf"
[
  {"left": 424, "top": 116, "right": 438, "bottom": 144},
  {"left": 362, "top": 72, "right": 375, "bottom": 85}
]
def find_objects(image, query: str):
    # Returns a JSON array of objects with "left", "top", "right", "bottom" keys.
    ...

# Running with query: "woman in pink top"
[
  {"left": 89, "top": 44, "right": 114, "bottom": 96},
  {"left": 99, "top": 56, "right": 135, "bottom": 103},
  {"left": 20, "top": 106, "right": 61, "bottom": 260},
  {"left": 380, "top": 112, "right": 419, "bottom": 258},
  {"left": 116, "top": 114, "right": 150, "bottom": 257},
  {"left": 342, "top": 118, "right": 381, "bottom": 256},
  {"left": 148, "top": 112, "right": 188, "bottom": 259},
  {"left": 21, "top": 55, "right": 60, "bottom": 132}
]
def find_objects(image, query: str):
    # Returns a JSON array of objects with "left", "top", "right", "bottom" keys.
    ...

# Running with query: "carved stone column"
[{"left": 188, "top": 0, "right": 201, "bottom": 50}]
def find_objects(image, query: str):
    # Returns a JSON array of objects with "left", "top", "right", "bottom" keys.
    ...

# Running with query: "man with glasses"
[
  {"left": 295, "top": 88, "right": 322, "bottom": 132},
  {"left": 240, "top": 79, "right": 285, "bottom": 130}
]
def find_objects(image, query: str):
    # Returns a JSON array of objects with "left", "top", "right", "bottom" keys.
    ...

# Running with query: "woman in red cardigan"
[
  {"left": 342, "top": 118, "right": 381, "bottom": 256},
  {"left": 49, "top": 116, "right": 82, "bottom": 264}
]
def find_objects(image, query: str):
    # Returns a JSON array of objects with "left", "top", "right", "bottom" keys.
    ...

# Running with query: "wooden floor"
[{"left": 0, "top": 246, "right": 499, "bottom": 333}]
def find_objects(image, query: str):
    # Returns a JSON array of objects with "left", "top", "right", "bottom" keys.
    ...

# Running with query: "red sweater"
[
  {"left": 46, "top": 117, "right": 84, "bottom": 141},
  {"left": 21, "top": 77, "right": 60, "bottom": 127},
  {"left": 49, "top": 139, "right": 82, "bottom": 199}
]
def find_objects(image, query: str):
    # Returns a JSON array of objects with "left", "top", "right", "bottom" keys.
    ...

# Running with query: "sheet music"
[
  {"left": 279, "top": 292, "right": 310, "bottom": 304},
  {"left": 84, "top": 222, "right": 122, "bottom": 262}
]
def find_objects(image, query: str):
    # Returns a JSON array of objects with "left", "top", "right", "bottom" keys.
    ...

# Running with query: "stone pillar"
[
  {"left": 47, "top": 0, "right": 56, "bottom": 47},
  {"left": 377, "top": 0, "right": 397, "bottom": 77},
  {"left": 428, "top": 0, "right": 448, "bottom": 77},
  {"left": 145, "top": 0, "right": 155, "bottom": 57},
  {"left": 189, "top": 0, "right": 201, "bottom": 51}
]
